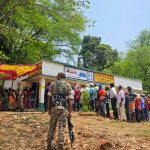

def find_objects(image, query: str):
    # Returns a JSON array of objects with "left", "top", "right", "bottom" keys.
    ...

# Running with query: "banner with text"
[
  {"left": 87, "top": 72, "right": 94, "bottom": 82},
  {"left": 95, "top": 73, "right": 114, "bottom": 84},
  {"left": 65, "top": 67, "right": 93, "bottom": 81}
]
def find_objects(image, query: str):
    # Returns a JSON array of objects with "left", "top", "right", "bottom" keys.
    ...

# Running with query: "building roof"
[{"left": 41, "top": 59, "right": 142, "bottom": 82}]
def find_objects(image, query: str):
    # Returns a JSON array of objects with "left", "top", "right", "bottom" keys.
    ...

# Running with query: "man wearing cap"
[{"left": 47, "top": 73, "right": 73, "bottom": 150}]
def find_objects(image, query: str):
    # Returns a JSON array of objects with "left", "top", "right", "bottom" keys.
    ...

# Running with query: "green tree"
[
  {"left": 0, "top": 0, "right": 89, "bottom": 63},
  {"left": 80, "top": 35, "right": 118, "bottom": 71},
  {"left": 0, "top": 51, "right": 10, "bottom": 63},
  {"left": 130, "top": 29, "right": 150, "bottom": 48},
  {"left": 107, "top": 29, "right": 150, "bottom": 91},
  {"left": 127, "top": 47, "right": 150, "bottom": 90}
]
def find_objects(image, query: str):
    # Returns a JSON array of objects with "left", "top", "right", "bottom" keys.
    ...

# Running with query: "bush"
[
  {"left": 81, "top": 106, "right": 90, "bottom": 112},
  {"left": 81, "top": 90, "right": 90, "bottom": 112}
]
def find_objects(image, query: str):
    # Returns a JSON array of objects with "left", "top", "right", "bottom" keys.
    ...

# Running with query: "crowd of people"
[
  {"left": 1, "top": 81, "right": 150, "bottom": 123},
  {"left": 72, "top": 83, "right": 150, "bottom": 122},
  {"left": 0, "top": 82, "right": 36, "bottom": 111}
]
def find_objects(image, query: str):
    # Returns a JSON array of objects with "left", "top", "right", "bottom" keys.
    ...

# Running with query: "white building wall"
[
  {"left": 4, "top": 75, "right": 28, "bottom": 90},
  {"left": 42, "top": 60, "right": 64, "bottom": 77},
  {"left": 114, "top": 76, "right": 143, "bottom": 90},
  {"left": 3, "top": 80, "right": 12, "bottom": 89}
]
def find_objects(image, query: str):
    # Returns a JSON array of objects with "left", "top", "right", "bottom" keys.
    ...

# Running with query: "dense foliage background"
[
  {"left": 1, "top": 1, "right": 150, "bottom": 91},
  {"left": 104, "top": 29, "right": 150, "bottom": 91},
  {"left": 0, "top": 0, "right": 89, "bottom": 63}
]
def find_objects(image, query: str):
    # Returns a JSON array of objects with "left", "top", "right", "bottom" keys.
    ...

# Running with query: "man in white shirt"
[
  {"left": 110, "top": 83, "right": 118, "bottom": 119},
  {"left": 94, "top": 84, "right": 99, "bottom": 112},
  {"left": 117, "top": 85, "right": 126, "bottom": 121}
]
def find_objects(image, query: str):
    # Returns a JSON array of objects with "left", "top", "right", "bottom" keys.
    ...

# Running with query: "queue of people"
[
  {"left": 71, "top": 83, "right": 150, "bottom": 122},
  {"left": 1, "top": 80, "right": 150, "bottom": 123},
  {"left": 0, "top": 82, "right": 36, "bottom": 111}
]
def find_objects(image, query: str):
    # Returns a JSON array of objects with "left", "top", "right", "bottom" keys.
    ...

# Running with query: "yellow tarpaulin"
[{"left": 0, "top": 64, "right": 38, "bottom": 80}]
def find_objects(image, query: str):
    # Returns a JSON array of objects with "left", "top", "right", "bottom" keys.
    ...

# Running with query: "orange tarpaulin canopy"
[{"left": 0, "top": 64, "right": 38, "bottom": 80}]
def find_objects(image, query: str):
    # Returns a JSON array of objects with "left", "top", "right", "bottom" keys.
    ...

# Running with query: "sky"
[{"left": 84, "top": 0, "right": 150, "bottom": 52}]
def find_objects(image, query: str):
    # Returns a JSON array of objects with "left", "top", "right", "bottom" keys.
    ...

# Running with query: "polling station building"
[{"left": 4, "top": 60, "right": 143, "bottom": 111}]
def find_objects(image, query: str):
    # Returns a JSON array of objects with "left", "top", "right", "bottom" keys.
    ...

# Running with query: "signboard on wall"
[
  {"left": 87, "top": 72, "right": 94, "bottom": 81},
  {"left": 95, "top": 73, "right": 114, "bottom": 84},
  {"left": 65, "top": 67, "right": 77, "bottom": 79},
  {"left": 78, "top": 70, "right": 87, "bottom": 80},
  {"left": 65, "top": 67, "right": 87, "bottom": 80},
  {"left": 65, "top": 67, "right": 94, "bottom": 82}
]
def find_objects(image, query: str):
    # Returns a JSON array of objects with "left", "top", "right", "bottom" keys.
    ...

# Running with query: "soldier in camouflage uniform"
[{"left": 47, "top": 73, "right": 73, "bottom": 150}]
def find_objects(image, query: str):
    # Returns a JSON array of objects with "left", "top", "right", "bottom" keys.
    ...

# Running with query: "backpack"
[
  {"left": 51, "top": 94, "right": 68, "bottom": 108},
  {"left": 51, "top": 81, "right": 69, "bottom": 108}
]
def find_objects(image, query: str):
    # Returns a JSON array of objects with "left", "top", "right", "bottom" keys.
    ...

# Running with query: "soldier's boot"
[
  {"left": 47, "top": 144, "right": 52, "bottom": 150},
  {"left": 58, "top": 144, "right": 64, "bottom": 150},
  {"left": 47, "top": 143, "right": 58, "bottom": 150}
]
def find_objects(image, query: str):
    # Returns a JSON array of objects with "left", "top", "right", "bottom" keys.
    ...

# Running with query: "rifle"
[{"left": 68, "top": 118, "right": 75, "bottom": 148}]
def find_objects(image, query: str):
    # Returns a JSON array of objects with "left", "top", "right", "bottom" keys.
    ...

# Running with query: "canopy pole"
[
  {"left": 11, "top": 80, "right": 14, "bottom": 89},
  {"left": 33, "top": 82, "right": 38, "bottom": 111},
  {"left": 38, "top": 77, "right": 45, "bottom": 112}
]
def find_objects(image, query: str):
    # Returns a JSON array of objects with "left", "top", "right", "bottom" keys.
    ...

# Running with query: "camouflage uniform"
[{"left": 47, "top": 79, "right": 73, "bottom": 150}]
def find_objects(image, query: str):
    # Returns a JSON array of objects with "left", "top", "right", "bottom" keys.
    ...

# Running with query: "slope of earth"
[{"left": 0, "top": 112, "right": 150, "bottom": 150}]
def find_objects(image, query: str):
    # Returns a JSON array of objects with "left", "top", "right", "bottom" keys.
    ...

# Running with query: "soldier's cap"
[{"left": 57, "top": 72, "right": 66, "bottom": 79}]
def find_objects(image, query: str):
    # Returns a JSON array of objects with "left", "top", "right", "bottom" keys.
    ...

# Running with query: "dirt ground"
[{"left": 0, "top": 112, "right": 150, "bottom": 150}]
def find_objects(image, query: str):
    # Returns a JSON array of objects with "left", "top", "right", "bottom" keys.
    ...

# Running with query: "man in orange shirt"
[{"left": 98, "top": 85, "right": 106, "bottom": 116}]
